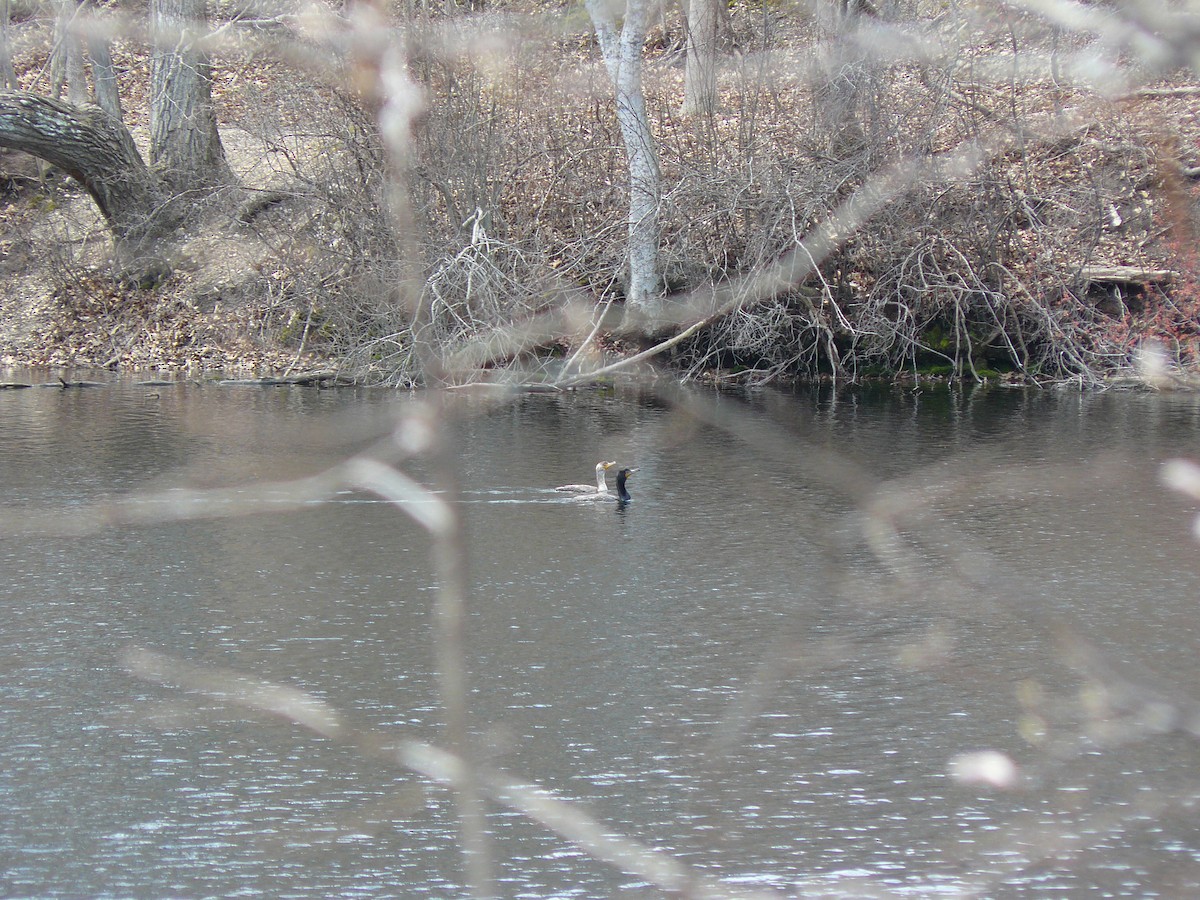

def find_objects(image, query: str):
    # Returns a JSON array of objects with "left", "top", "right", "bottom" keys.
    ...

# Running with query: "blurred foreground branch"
[{"left": 122, "top": 646, "right": 783, "bottom": 900}]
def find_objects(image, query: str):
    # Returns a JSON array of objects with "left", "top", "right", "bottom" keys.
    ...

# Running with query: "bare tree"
[
  {"left": 50, "top": 0, "right": 88, "bottom": 105},
  {"left": 0, "top": 0, "right": 266, "bottom": 285},
  {"left": 85, "top": 0, "right": 123, "bottom": 121},
  {"left": 680, "top": 0, "right": 731, "bottom": 119},
  {"left": 48, "top": 0, "right": 122, "bottom": 118},
  {"left": 0, "top": 91, "right": 174, "bottom": 283},
  {"left": 0, "top": 0, "right": 240, "bottom": 285},
  {"left": 584, "top": 0, "right": 662, "bottom": 320},
  {"left": 0, "top": 0, "right": 17, "bottom": 90},
  {"left": 813, "top": 0, "right": 873, "bottom": 158},
  {"left": 0, "top": 0, "right": 234, "bottom": 285},
  {"left": 149, "top": 0, "right": 234, "bottom": 195}
]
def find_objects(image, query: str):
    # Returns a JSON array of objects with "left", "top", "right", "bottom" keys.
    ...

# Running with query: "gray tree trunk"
[
  {"left": 50, "top": 0, "right": 88, "bottom": 105},
  {"left": 0, "top": 91, "right": 174, "bottom": 283},
  {"left": 0, "top": 0, "right": 19, "bottom": 89},
  {"left": 584, "top": 0, "right": 662, "bottom": 320},
  {"left": 85, "top": 1, "right": 123, "bottom": 121},
  {"left": 814, "top": 0, "right": 871, "bottom": 158},
  {"left": 150, "top": 0, "right": 234, "bottom": 195},
  {"left": 680, "top": 0, "right": 731, "bottom": 119},
  {"left": 48, "top": 1, "right": 122, "bottom": 117}
]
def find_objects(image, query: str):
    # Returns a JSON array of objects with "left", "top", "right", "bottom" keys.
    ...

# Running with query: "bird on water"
[
  {"left": 574, "top": 467, "right": 634, "bottom": 502},
  {"left": 555, "top": 461, "right": 616, "bottom": 494}
]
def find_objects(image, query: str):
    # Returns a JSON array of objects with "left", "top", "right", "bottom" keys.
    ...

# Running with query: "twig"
[
  {"left": 556, "top": 292, "right": 617, "bottom": 384},
  {"left": 123, "top": 647, "right": 786, "bottom": 900}
]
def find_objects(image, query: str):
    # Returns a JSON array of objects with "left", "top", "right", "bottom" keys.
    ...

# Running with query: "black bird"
[{"left": 574, "top": 467, "right": 634, "bottom": 502}]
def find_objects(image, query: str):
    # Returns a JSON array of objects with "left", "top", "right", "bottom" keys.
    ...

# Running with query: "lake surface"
[{"left": 3, "top": 375, "right": 1200, "bottom": 898}]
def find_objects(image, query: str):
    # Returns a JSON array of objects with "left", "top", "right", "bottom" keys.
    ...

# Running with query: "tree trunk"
[
  {"left": 584, "top": 0, "right": 662, "bottom": 320},
  {"left": 0, "top": 91, "right": 174, "bottom": 283},
  {"left": 51, "top": 0, "right": 89, "bottom": 105},
  {"left": 85, "top": 1, "right": 123, "bottom": 121},
  {"left": 50, "top": 1, "right": 123, "bottom": 119},
  {"left": 680, "top": 0, "right": 731, "bottom": 119},
  {"left": 150, "top": 0, "right": 234, "bottom": 195},
  {"left": 0, "top": 0, "right": 20, "bottom": 89},
  {"left": 814, "top": 0, "right": 871, "bottom": 158}
]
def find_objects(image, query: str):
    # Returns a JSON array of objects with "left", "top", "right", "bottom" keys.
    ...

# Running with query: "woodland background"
[{"left": 0, "top": 0, "right": 1198, "bottom": 386}]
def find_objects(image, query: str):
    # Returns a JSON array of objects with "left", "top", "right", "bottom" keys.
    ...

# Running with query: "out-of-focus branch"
[
  {"left": 124, "top": 648, "right": 786, "bottom": 900},
  {"left": 349, "top": 426, "right": 496, "bottom": 898}
]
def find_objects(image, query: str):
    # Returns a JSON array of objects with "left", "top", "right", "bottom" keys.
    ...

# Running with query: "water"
[{"left": 3, "top": 376, "right": 1200, "bottom": 897}]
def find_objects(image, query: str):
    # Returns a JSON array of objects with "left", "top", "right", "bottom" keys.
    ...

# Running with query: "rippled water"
[{"left": 3, "top": 376, "right": 1200, "bottom": 897}]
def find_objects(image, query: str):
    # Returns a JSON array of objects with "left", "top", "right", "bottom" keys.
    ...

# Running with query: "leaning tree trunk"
[
  {"left": 149, "top": 0, "right": 233, "bottom": 195},
  {"left": 584, "top": 0, "right": 662, "bottom": 321},
  {"left": 0, "top": 91, "right": 173, "bottom": 283}
]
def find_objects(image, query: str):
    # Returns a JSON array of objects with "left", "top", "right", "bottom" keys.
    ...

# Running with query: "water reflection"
[{"left": 2, "top": 379, "right": 1200, "bottom": 896}]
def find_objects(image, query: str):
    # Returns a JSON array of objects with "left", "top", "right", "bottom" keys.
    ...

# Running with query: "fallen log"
[{"left": 1078, "top": 266, "right": 1176, "bottom": 285}]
